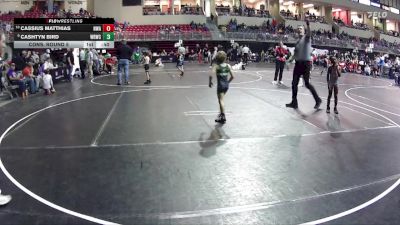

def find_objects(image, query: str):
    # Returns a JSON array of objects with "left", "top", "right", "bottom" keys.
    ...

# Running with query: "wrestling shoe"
[
  {"left": 285, "top": 101, "right": 298, "bottom": 109},
  {"left": 334, "top": 107, "right": 339, "bottom": 114},
  {"left": 314, "top": 99, "right": 322, "bottom": 109},
  {"left": 215, "top": 114, "right": 226, "bottom": 124}
]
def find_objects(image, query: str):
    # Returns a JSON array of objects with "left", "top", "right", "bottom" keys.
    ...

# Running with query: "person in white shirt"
[
  {"left": 79, "top": 49, "right": 86, "bottom": 79},
  {"left": 209, "top": 46, "right": 218, "bottom": 68},
  {"left": 31, "top": 51, "right": 40, "bottom": 65},
  {"left": 242, "top": 45, "right": 250, "bottom": 65},
  {"left": 364, "top": 64, "right": 371, "bottom": 76},
  {"left": 155, "top": 58, "right": 163, "bottom": 67},
  {"left": 5, "top": 23, "right": 11, "bottom": 33},
  {"left": 395, "top": 57, "right": 400, "bottom": 66},
  {"left": 87, "top": 49, "right": 94, "bottom": 78},
  {"left": 91, "top": 49, "right": 99, "bottom": 73},
  {"left": 42, "top": 69, "right": 55, "bottom": 95},
  {"left": 44, "top": 58, "right": 56, "bottom": 71},
  {"left": 143, "top": 52, "right": 151, "bottom": 84}
]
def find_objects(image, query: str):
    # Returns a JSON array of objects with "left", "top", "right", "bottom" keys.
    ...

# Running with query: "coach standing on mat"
[
  {"left": 117, "top": 40, "right": 133, "bottom": 85},
  {"left": 286, "top": 20, "right": 322, "bottom": 109},
  {"left": 273, "top": 41, "right": 288, "bottom": 85},
  {"left": 0, "top": 30, "right": 12, "bottom": 206}
]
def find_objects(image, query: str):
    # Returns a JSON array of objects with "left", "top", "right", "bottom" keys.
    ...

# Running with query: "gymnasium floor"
[{"left": 0, "top": 63, "right": 400, "bottom": 225}]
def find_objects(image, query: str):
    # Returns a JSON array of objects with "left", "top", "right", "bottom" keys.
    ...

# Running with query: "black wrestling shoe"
[
  {"left": 144, "top": 80, "right": 151, "bottom": 85},
  {"left": 286, "top": 101, "right": 298, "bottom": 109},
  {"left": 334, "top": 107, "right": 339, "bottom": 114},
  {"left": 215, "top": 114, "right": 226, "bottom": 124},
  {"left": 314, "top": 98, "right": 322, "bottom": 109},
  {"left": 326, "top": 107, "right": 330, "bottom": 113}
]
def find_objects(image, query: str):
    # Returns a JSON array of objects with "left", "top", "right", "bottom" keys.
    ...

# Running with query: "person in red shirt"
[
  {"left": 22, "top": 62, "right": 37, "bottom": 94},
  {"left": 272, "top": 19, "right": 277, "bottom": 28},
  {"left": 273, "top": 41, "right": 288, "bottom": 85},
  {"left": 105, "top": 56, "right": 117, "bottom": 74}
]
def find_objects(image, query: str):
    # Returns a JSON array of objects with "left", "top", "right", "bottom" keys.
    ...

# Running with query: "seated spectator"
[
  {"left": 12, "top": 52, "right": 27, "bottom": 71},
  {"left": 7, "top": 63, "right": 28, "bottom": 99},
  {"left": 154, "top": 58, "right": 164, "bottom": 67},
  {"left": 105, "top": 56, "right": 117, "bottom": 74},
  {"left": 22, "top": 63, "right": 38, "bottom": 93}
]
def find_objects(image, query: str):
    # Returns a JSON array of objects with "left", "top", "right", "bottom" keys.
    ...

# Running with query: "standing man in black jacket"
[{"left": 117, "top": 40, "right": 133, "bottom": 85}]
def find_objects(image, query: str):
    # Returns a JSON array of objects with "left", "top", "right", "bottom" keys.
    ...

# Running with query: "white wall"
[
  {"left": 303, "top": 6, "right": 321, "bottom": 16},
  {"left": 386, "top": 21, "right": 397, "bottom": 31},
  {"left": 94, "top": 0, "right": 123, "bottom": 21},
  {"left": 133, "top": 15, "right": 206, "bottom": 25},
  {"left": 380, "top": 33, "right": 400, "bottom": 43},
  {"left": 280, "top": 4, "right": 299, "bottom": 15},
  {"left": 94, "top": 0, "right": 206, "bottom": 25},
  {"left": 285, "top": 20, "right": 332, "bottom": 32},
  {"left": 313, "top": 0, "right": 400, "bottom": 21},
  {"left": 64, "top": 0, "right": 88, "bottom": 13},
  {"left": 218, "top": 16, "right": 270, "bottom": 26},
  {"left": 0, "top": 0, "right": 33, "bottom": 13},
  {"left": 215, "top": 0, "right": 233, "bottom": 7},
  {"left": 340, "top": 26, "right": 374, "bottom": 38},
  {"left": 350, "top": 12, "right": 363, "bottom": 23}
]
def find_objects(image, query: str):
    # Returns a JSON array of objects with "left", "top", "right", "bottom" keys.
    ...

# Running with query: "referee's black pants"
[{"left": 291, "top": 61, "right": 320, "bottom": 103}]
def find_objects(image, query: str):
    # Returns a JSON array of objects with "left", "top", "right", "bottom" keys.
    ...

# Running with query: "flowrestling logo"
[{"left": 367, "top": 11, "right": 388, "bottom": 19}]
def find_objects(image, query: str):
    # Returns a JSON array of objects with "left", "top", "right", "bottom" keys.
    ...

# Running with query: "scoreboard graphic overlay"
[{"left": 13, "top": 18, "right": 115, "bottom": 49}]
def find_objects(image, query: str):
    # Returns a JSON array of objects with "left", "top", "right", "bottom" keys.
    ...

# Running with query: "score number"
[
  {"left": 103, "top": 24, "right": 114, "bottom": 32},
  {"left": 103, "top": 32, "right": 115, "bottom": 41},
  {"left": 102, "top": 24, "right": 115, "bottom": 41}
]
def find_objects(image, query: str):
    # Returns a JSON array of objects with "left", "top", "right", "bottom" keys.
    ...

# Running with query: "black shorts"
[
  {"left": 144, "top": 64, "right": 149, "bottom": 71},
  {"left": 217, "top": 83, "right": 229, "bottom": 94}
]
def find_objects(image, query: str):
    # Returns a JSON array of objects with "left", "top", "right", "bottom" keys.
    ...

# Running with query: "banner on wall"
[
  {"left": 122, "top": 0, "right": 142, "bottom": 6},
  {"left": 287, "top": 47, "right": 329, "bottom": 56},
  {"left": 144, "top": 0, "right": 161, "bottom": 5}
]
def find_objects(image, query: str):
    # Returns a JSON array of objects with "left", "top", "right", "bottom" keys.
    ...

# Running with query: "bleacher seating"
[
  {"left": 116, "top": 24, "right": 211, "bottom": 41},
  {"left": 124, "top": 24, "right": 194, "bottom": 32},
  {"left": 0, "top": 11, "right": 60, "bottom": 22}
]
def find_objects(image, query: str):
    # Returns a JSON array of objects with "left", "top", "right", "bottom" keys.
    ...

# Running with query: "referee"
[{"left": 286, "top": 20, "right": 321, "bottom": 109}]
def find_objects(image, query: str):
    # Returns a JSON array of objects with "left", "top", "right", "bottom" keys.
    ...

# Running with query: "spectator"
[
  {"left": 7, "top": 63, "right": 28, "bottom": 99},
  {"left": 105, "top": 55, "right": 116, "bottom": 74},
  {"left": 12, "top": 52, "right": 27, "bottom": 71},
  {"left": 364, "top": 64, "right": 371, "bottom": 76},
  {"left": 91, "top": 49, "right": 100, "bottom": 74},
  {"left": 79, "top": 48, "right": 86, "bottom": 79},
  {"left": 273, "top": 41, "right": 288, "bottom": 85},
  {"left": 116, "top": 40, "right": 133, "bottom": 85},
  {"left": 66, "top": 48, "right": 74, "bottom": 81},
  {"left": 22, "top": 62, "right": 38, "bottom": 94},
  {"left": 43, "top": 58, "right": 56, "bottom": 71},
  {"left": 40, "top": 49, "right": 51, "bottom": 64},
  {"left": 86, "top": 48, "right": 94, "bottom": 78}
]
